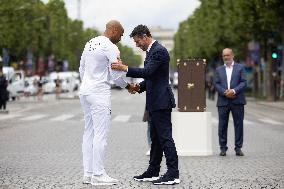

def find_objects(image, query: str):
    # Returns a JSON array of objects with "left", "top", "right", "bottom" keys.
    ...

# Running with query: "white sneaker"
[
  {"left": 82, "top": 176, "right": 91, "bottom": 184},
  {"left": 145, "top": 150, "right": 164, "bottom": 156},
  {"left": 91, "top": 173, "right": 118, "bottom": 186},
  {"left": 146, "top": 150, "right": 150, "bottom": 156}
]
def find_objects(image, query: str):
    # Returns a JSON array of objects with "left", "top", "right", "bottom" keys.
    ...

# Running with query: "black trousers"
[
  {"left": 218, "top": 102, "right": 244, "bottom": 151},
  {"left": 0, "top": 99, "right": 6, "bottom": 110},
  {"left": 148, "top": 109, "right": 179, "bottom": 177}
]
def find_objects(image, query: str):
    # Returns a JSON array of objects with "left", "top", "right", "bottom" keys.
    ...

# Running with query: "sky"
[{"left": 44, "top": 0, "right": 200, "bottom": 48}]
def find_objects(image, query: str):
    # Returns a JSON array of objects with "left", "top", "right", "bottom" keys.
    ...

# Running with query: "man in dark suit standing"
[
  {"left": 214, "top": 48, "right": 247, "bottom": 156},
  {"left": 111, "top": 25, "right": 179, "bottom": 185}
]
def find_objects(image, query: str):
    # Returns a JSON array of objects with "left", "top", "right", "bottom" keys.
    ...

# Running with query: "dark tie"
[{"left": 144, "top": 51, "right": 149, "bottom": 66}]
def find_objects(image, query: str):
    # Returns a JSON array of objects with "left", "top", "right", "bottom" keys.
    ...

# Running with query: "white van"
[
  {"left": 2, "top": 66, "right": 15, "bottom": 81},
  {"left": 7, "top": 71, "right": 25, "bottom": 100},
  {"left": 49, "top": 71, "right": 80, "bottom": 92}
]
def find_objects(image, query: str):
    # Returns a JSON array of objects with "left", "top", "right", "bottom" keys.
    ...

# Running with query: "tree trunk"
[
  {"left": 280, "top": 39, "right": 284, "bottom": 100},
  {"left": 261, "top": 58, "right": 267, "bottom": 97},
  {"left": 267, "top": 41, "right": 275, "bottom": 101},
  {"left": 280, "top": 22, "right": 284, "bottom": 100}
]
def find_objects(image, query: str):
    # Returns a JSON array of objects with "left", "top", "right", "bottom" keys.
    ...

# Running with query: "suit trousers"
[
  {"left": 218, "top": 101, "right": 244, "bottom": 151},
  {"left": 0, "top": 99, "right": 6, "bottom": 110},
  {"left": 148, "top": 109, "right": 179, "bottom": 177},
  {"left": 79, "top": 94, "right": 111, "bottom": 177}
]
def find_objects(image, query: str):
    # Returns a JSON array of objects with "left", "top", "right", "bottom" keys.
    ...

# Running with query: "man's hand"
[
  {"left": 224, "top": 89, "right": 236, "bottom": 99},
  {"left": 127, "top": 83, "right": 140, "bottom": 94},
  {"left": 111, "top": 61, "right": 128, "bottom": 72}
]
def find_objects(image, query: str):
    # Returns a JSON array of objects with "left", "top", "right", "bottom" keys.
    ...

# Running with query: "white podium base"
[{"left": 172, "top": 112, "right": 213, "bottom": 156}]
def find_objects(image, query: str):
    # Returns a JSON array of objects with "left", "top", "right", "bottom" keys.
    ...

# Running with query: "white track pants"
[{"left": 79, "top": 94, "right": 111, "bottom": 177}]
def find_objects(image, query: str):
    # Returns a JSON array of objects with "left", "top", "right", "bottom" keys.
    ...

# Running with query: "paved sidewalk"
[{"left": 0, "top": 91, "right": 283, "bottom": 189}]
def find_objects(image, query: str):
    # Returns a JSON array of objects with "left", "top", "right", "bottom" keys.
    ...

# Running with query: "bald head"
[
  {"left": 222, "top": 48, "right": 233, "bottom": 56},
  {"left": 106, "top": 20, "right": 123, "bottom": 31},
  {"left": 222, "top": 48, "right": 234, "bottom": 65},
  {"left": 104, "top": 20, "right": 124, "bottom": 44}
]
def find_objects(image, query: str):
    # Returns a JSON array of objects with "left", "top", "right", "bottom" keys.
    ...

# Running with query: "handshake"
[
  {"left": 111, "top": 60, "right": 140, "bottom": 94},
  {"left": 127, "top": 83, "right": 140, "bottom": 94}
]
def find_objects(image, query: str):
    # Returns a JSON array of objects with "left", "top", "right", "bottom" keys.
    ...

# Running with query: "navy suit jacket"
[
  {"left": 126, "top": 41, "right": 176, "bottom": 112},
  {"left": 214, "top": 63, "right": 247, "bottom": 107}
]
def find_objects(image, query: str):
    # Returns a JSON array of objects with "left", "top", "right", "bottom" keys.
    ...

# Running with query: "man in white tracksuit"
[{"left": 79, "top": 20, "right": 134, "bottom": 186}]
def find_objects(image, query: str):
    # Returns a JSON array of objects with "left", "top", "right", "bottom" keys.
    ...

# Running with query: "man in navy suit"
[
  {"left": 214, "top": 48, "right": 247, "bottom": 156},
  {"left": 111, "top": 25, "right": 179, "bottom": 185}
]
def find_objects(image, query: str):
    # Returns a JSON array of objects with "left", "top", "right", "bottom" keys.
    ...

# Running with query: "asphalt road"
[{"left": 0, "top": 89, "right": 283, "bottom": 189}]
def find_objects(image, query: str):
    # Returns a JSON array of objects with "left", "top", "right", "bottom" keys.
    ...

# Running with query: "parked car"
[
  {"left": 49, "top": 71, "right": 80, "bottom": 92},
  {"left": 23, "top": 76, "right": 39, "bottom": 96},
  {"left": 43, "top": 77, "right": 56, "bottom": 94}
]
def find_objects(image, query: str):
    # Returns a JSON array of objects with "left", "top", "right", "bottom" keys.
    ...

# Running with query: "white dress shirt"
[
  {"left": 224, "top": 61, "right": 236, "bottom": 94},
  {"left": 147, "top": 40, "right": 156, "bottom": 52},
  {"left": 225, "top": 61, "right": 234, "bottom": 89},
  {"left": 79, "top": 36, "right": 127, "bottom": 96}
]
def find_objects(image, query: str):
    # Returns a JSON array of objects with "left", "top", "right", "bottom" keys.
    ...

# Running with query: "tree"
[
  {"left": 173, "top": 0, "right": 284, "bottom": 100},
  {"left": 118, "top": 43, "right": 141, "bottom": 68},
  {"left": 46, "top": 0, "right": 69, "bottom": 60},
  {"left": 0, "top": 0, "right": 100, "bottom": 72}
]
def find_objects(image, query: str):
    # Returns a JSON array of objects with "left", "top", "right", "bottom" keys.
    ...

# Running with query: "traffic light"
[
  {"left": 270, "top": 46, "right": 282, "bottom": 70},
  {"left": 271, "top": 45, "right": 279, "bottom": 60},
  {"left": 272, "top": 52, "right": 278, "bottom": 59}
]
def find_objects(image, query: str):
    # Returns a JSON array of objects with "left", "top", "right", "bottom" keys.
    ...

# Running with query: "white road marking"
[
  {"left": 0, "top": 114, "right": 23, "bottom": 120},
  {"left": 15, "top": 107, "right": 32, "bottom": 113},
  {"left": 244, "top": 119, "right": 254, "bottom": 125},
  {"left": 259, "top": 118, "right": 283, "bottom": 125},
  {"left": 20, "top": 114, "right": 48, "bottom": 121},
  {"left": 112, "top": 115, "right": 131, "bottom": 122},
  {"left": 50, "top": 114, "right": 75, "bottom": 121}
]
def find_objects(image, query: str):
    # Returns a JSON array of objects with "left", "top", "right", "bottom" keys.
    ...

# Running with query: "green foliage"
[
  {"left": 117, "top": 43, "right": 142, "bottom": 67},
  {"left": 0, "top": 0, "right": 141, "bottom": 71},
  {"left": 0, "top": 0, "right": 99, "bottom": 71},
  {"left": 173, "top": 0, "right": 284, "bottom": 66}
]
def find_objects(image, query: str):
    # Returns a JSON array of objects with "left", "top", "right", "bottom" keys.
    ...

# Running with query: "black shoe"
[
  {"left": 219, "top": 150, "right": 226, "bottom": 156},
  {"left": 152, "top": 173, "right": 180, "bottom": 185},
  {"left": 133, "top": 170, "right": 159, "bottom": 182},
  {"left": 235, "top": 149, "right": 244, "bottom": 156}
]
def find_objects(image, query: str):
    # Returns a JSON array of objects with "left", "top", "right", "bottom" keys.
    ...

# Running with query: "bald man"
[
  {"left": 214, "top": 48, "right": 247, "bottom": 157},
  {"left": 79, "top": 20, "right": 135, "bottom": 186}
]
